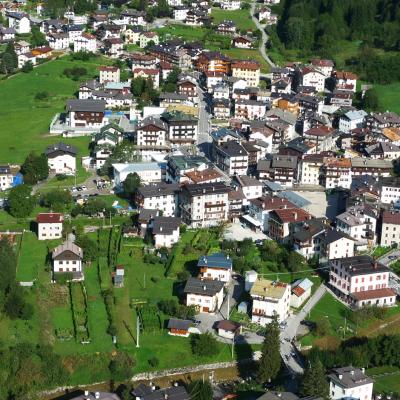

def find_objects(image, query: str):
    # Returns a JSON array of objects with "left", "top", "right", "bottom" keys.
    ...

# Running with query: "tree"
[
  {"left": 315, "top": 316, "right": 331, "bottom": 336},
  {"left": 123, "top": 172, "right": 141, "bottom": 199},
  {"left": 300, "top": 359, "right": 329, "bottom": 399},
  {"left": 188, "top": 379, "right": 213, "bottom": 400},
  {"left": 362, "top": 88, "right": 380, "bottom": 111},
  {"left": 258, "top": 317, "right": 281, "bottom": 383},
  {"left": 8, "top": 185, "right": 36, "bottom": 218},
  {"left": 21, "top": 61, "right": 34, "bottom": 73},
  {"left": 108, "top": 352, "right": 135, "bottom": 380},
  {"left": 41, "top": 189, "right": 72, "bottom": 212},
  {"left": 30, "top": 26, "right": 48, "bottom": 47},
  {"left": 21, "top": 152, "right": 49, "bottom": 184},
  {"left": 191, "top": 333, "right": 219, "bottom": 357},
  {"left": 75, "top": 235, "right": 98, "bottom": 262}
]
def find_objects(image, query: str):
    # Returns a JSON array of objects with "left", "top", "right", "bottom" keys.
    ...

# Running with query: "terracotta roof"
[
  {"left": 305, "top": 125, "right": 333, "bottom": 137},
  {"left": 382, "top": 210, "right": 400, "bottom": 225},
  {"left": 231, "top": 60, "right": 260, "bottom": 70},
  {"left": 99, "top": 66, "right": 119, "bottom": 72},
  {"left": 36, "top": 212, "right": 63, "bottom": 223},
  {"left": 351, "top": 288, "right": 396, "bottom": 301},
  {"left": 215, "top": 320, "right": 241, "bottom": 332},
  {"left": 335, "top": 71, "right": 358, "bottom": 80},
  {"left": 310, "top": 59, "right": 334, "bottom": 67},
  {"left": 271, "top": 208, "right": 312, "bottom": 224},
  {"left": 292, "top": 286, "right": 305, "bottom": 297},
  {"left": 323, "top": 157, "right": 351, "bottom": 168},
  {"left": 185, "top": 168, "right": 222, "bottom": 183},
  {"left": 133, "top": 68, "right": 159, "bottom": 75}
]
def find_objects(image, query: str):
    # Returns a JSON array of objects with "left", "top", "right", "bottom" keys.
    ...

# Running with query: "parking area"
[{"left": 224, "top": 223, "right": 270, "bottom": 241}]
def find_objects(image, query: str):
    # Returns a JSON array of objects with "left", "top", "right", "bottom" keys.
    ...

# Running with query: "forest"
[{"left": 271, "top": 0, "right": 400, "bottom": 83}]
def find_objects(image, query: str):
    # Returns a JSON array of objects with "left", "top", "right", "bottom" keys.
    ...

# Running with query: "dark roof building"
[{"left": 184, "top": 277, "right": 224, "bottom": 296}]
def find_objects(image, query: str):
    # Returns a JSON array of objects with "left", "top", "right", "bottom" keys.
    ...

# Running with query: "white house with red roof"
[
  {"left": 310, "top": 59, "right": 334, "bottom": 77},
  {"left": 36, "top": 212, "right": 64, "bottom": 240},
  {"left": 298, "top": 67, "right": 326, "bottom": 92},
  {"left": 133, "top": 68, "right": 160, "bottom": 88},
  {"left": 290, "top": 278, "right": 313, "bottom": 308},
  {"left": 334, "top": 71, "right": 358, "bottom": 93},
  {"left": 99, "top": 66, "right": 120, "bottom": 84}
]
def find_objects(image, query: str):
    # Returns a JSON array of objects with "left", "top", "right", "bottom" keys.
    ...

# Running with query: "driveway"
[{"left": 224, "top": 223, "right": 270, "bottom": 241}]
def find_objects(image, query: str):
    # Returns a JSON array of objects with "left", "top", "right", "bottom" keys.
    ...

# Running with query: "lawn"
[
  {"left": 367, "top": 366, "right": 400, "bottom": 393},
  {"left": 156, "top": 24, "right": 208, "bottom": 42},
  {"left": 211, "top": 7, "right": 256, "bottom": 32},
  {"left": 0, "top": 55, "right": 111, "bottom": 164},
  {"left": 16, "top": 231, "right": 59, "bottom": 282},
  {"left": 223, "top": 48, "right": 270, "bottom": 73},
  {"left": 371, "top": 81, "right": 400, "bottom": 114}
]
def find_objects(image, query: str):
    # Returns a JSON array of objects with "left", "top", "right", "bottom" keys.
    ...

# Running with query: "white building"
[
  {"left": 329, "top": 255, "right": 396, "bottom": 308},
  {"left": 299, "top": 67, "right": 326, "bottom": 92},
  {"left": 220, "top": 0, "right": 241, "bottom": 10},
  {"left": 73, "top": 33, "right": 97, "bottom": 53},
  {"left": 234, "top": 99, "right": 266, "bottom": 120},
  {"left": 339, "top": 110, "right": 367, "bottom": 133},
  {"left": 379, "top": 177, "right": 400, "bottom": 206},
  {"left": 328, "top": 367, "right": 374, "bottom": 400},
  {"left": 231, "top": 60, "right": 261, "bottom": 88},
  {"left": 233, "top": 175, "right": 263, "bottom": 200},
  {"left": 136, "top": 182, "right": 180, "bottom": 217},
  {"left": 290, "top": 278, "right": 313, "bottom": 308},
  {"left": 52, "top": 241, "right": 83, "bottom": 280},
  {"left": 180, "top": 182, "right": 230, "bottom": 228},
  {"left": 36, "top": 213, "right": 63, "bottom": 240},
  {"left": 198, "top": 252, "right": 233, "bottom": 283},
  {"left": 318, "top": 229, "right": 356, "bottom": 264},
  {"left": 113, "top": 162, "right": 164, "bottom": 188},
  {"left": 7, "top": 12, "right": 31, "bottom": 34},
  {"left": 47, "top": 33, "right": 70, "bottom": 50},
  {"left": 173, "top": 6, "right": 190, "bottom": 20},
  {"left": 152, "top": 216, "right": 180, "bottom": 248},
  {"left": 215, "top": 141, "right": 249, "bottom": 176},
  {"left": 45, "top": 142, "right": 77, "bottom": 175},
  {"left": 299, "top": 154, "right": 324, "bottom": 186},
  {"left": 184, "top": 277, "right": 224, "bottom": 314},
  {"left": 250, "top": 279, "right": 291, "bottom": 325},
  {"left": 99, "top": 66, "right": 120, "bottom": 84},
  {"left": 380, "top": 210, "right": 400, "bottom": 247},
  {"left": 139, "top": 31, "right": 159, "bottom": 48}
]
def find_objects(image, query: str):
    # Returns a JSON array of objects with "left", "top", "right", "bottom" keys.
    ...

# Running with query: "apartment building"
[
  {"left": 161, "top": 111, "right": 198, "bottom": 145},
  {"left": 380, "top": 210, "right": 400, "bottom": 247},
  {"left": 250, "top": 279, "right": 291, "bottom": 325},
  {"left": 99, "top": 66, "right": 120, "bottom": 84},
  {"left": 136, "top": 117, "right": 168, "bottom": 148},
  {"left": 214, "top": 140, "right": 249, "bottom": 176},
  {"left": 36, "top": 213, "right": 64, "bottom": 240},
  {"left": 321, "top": 157, "right": 352, "bottom": 189},
  {"left": 179, "top": 182, "right": 230, "bottom": 228},
  {"left": 231, "top": 60, "right": 260, "bottom": 87}
]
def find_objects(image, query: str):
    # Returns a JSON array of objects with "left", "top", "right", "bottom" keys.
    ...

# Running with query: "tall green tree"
[
  {"left": 300, "top": 358, "right": 329, "bottom": 399},
  {"left": 258, "top": 317, "right": 281, "bottom": 383},
  {"left": 188, "top": 379, "right": 213, "bottom": 400},
  {"left": 30, "top": 26, "right": 48, "bottom": 47},
  {"left": 123, "top": 172, "right": 141, "bottom": 199},
  {"left": 362, "top": 88, "right": 380, "bottom": 111},
  {"left": 8, "top": 185, "right": 36, "bottom": 218},
  {"left": 21, "top": 152, "right": 49, "bottom": 184}
]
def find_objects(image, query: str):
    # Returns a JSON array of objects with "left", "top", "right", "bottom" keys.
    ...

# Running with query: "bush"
[
  {"left": 35, "top": 91, "right": 49, "bottom": 101},
  {"left": 148, "top": 357, "right": 159, "bottom": 367},
  {"left": 191, "top": 333, "right": 219, "bottom": 357},
  {"left": 63, "top": 66, "right": 87, "bottom": 80},
  {"left": 177, "top": 270, "right": 190, "bottom": 281},
  {"left": 150, "top": 276, "right": 159, "bottom": 283},
  {"left": 55, "top": 272, "right": 73, "bottom": 285},
  {"left": 21, "top": 61, "right": 33, "bottom": 72},
  {"left": 109, "top": 352, "right": 135, "bottom": 380},
  {"left": 56, "top": 174, "right": 67, "bottom": 181}
]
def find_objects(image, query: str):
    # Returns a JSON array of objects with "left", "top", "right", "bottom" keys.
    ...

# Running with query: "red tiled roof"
[
  {"left": 351, "top": 288, "right": 396, "bottom": 301},
  {"left": 272, "top": 208, "right": 312, "bottom": 224},
  {"left": 99, "top": 66, "right": 119, "bottom": 72},
  {"left": 231, "top": 60, "right": 260, "bottom": 70},
  {"left": 292, "top": 286, "right": 305, "bottom": 297},
  {"left": 305, "top": 125, "right": 333, "bottom": 137},
  {"left": 335, "top": 71, "right": 358, "bottom": 80},
  {"left": 382, "top": 210, "right": 400, "bottom": 225},
  {"left": 133, "top": 68, "right": 159, "bottom": 75},
  {"left": 36, "top": 213, "right": 63, "bottom": 223}
]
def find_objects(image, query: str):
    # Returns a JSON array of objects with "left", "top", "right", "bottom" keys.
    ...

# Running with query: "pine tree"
[
  {"left": 300, "top": 359, "right": 329, "bottom": 399},
  {"left": 258, "top": 317, "right": 281, "bottom": 383}
]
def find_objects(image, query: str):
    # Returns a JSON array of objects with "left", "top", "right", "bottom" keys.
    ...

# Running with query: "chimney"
[
  {"left": 293, "top": 212, "right": 297, "bottom": 219},
  {"left": 350, "top": 370, "right": 354, "bottom": 376},
  {"left": 84, "top": 391, "right": 89, "bottom": 396},
  {"left": 95, "top": 393, "right": 100, "bottom": 400},
  {"left": 339, "top": 374, "right": 343, "bottom": 380},
  {"left": 361, "top": 367, "right": 365, "bottom": 374}
]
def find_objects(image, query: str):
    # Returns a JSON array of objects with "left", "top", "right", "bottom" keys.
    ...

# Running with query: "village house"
[
  {"left": 103, "top": 38, "right": 123, "bottom": 58},
  {"left": 179, "top": 182, "right": 230, "bottom": 228},
  {"left": 0, "top": 25, "right": 16, "bottom": 42},
  {"left": 184, "top": 277, "right": 224, "bottom": 313},
  {"left": 198, "top": 252, "right": 233, "bottom": 283},
  {"left": 52, "top": 241, "right": 84, "bottom": 280},
  {"left": 297, "top": 67, "right": 325, "bottom": 93},
  {"left": 366, "top": 111, "right": 400, "bottom": 134},
  {"left": 336, "top": 205, "right": 378, "bottom": 250},
  {"left": 220, "top": 0, "right": 241, "bottom": 10},
  {"left": 196, "top": 51, "right": 231, "bottom": 74},
  {"left": 17, "top": 51, "right": 37, "bottom": 68},
  {"left": 290, "top": 278, "right": 313, "bottom": 308},
  {"left": 213, "top": 98, "right": 231, "bottom": 120},
  {"left": 173, "top": 6, "right": 190, "bottom": 20},
  {"left": 321, "top": 157, "right": 352, "bottom": 189},
  {"left": 113, "top": 162, "right": 164, "bottom": 187},
  {"left": 215, "top": 320, "right": 242, "bottom": 339},
  {"left": 379, "top": 177, "right": 400, "bottom": 207},
  {"left": 132, "top": 68, "right": 160, "bottom": 88},
  {"left": 380, "top": 210, "right": 400, "bottom": 247},
  {"left": 351, "top": 158, "right": 393, "bottom": 178},
  {"left": 136, "top": 116, "right": 168, "bottom": 149},
  {"left": 6, "top": 12, "right": 31, "bottom": 34},
  {"left": 161, "top": 111, "right": 198, "bottom": 145},
  {"left": 167, "top": 319, "right": 196, "bottom": 337},
  {"left": 269, "top": 208, "right": 313, "bottom": 243},
  {"left": 215, "top": 140, "right": 249, "bottom": 176},
  {"left": 334, "top": 71, "right": 358, "bottom": 92},
  {"left": 231, "top": 60, "right": 260, "bottom": 88},
  {"left": 298, "top": 154, "right": 324, "bottom": 186},
  {"left": 233, "top": 175, "right": 263, "bottom": 200},
  {"left": 47, "top": 32, "right": 70, "bottom": 50},
  {"left": 318, "top": 229, "right": 356, "bottom": 264},
  {"left": 216, "top": 20, "right": 237, "bottom": 35},
  {"left": 177, "top": 78, "right": 198, "bottom": 102},
  {"left": 73, "top": 33, "right": 97, "bottom": 53},
  {"left": 0, "top": 165, "right": 22, "bottom": 191},
  {"left": 292, "top": 218, "right": 327, "bottom": 259},
  {"left": 99, "top": 66, "right": 120, "bottom": 84},
  {"left": 329, "top": 255, "right": 396, "bottom": 308},
  {"left": 152, "top": 216, "right": 181, "bottom": 248},
  {"left": 259, "top": 155, "right": 298, "bottom": 187},
  {"left": 365, "top": 142, "right": 400, "bottom": 160},
  {"left": 251, "top": 279, "right": 291, "bottom": 324},
  {"left": 233, "top": 35, "right": 253, "bottom": 49},
  {"left": 184, "top": 168, "right": 223, "bottom": 184},
  {"left": 139, "top": 31, "right": 159, "bottom": 48},
  {"left": 136, "top": 182, "right": 180, "bottom": 217},
  {"left": 339, "top": 110, "right": 367, "bottom": 133},
  {"left": 66, "top": 99, "right": 107, "bottom": 129},
  {"left": 166, "top": 155, "right": 209, "bottom": 183},
  {"left": 120, "top": 9, "right": 146, "bottom": 25},
  {"left": 328, "top": 367, "right": 374, "bottom": 400},
  {"left": 310, "top": 58, "right": 334, "bottom": 77},
  {"left": 36, "top": 212, "right": 63, "bottom": 240},
  {"left": 235, "top": 99, "right": 266, "bottom": 120},
  {"left": 45, "top": 142, "right": 77, "bottom": 175}
]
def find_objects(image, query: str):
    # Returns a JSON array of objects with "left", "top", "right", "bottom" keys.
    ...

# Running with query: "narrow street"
[{"left": 250, "top": 2, "right": 276, "bottom": 69}]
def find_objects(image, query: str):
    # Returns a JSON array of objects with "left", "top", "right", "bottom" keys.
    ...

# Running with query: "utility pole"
[
  {"left": 143, "top": 273, "right": 146, "bottom": 289},
  {"left": 226, "top": 288, "right": 230, "bottom": 319},
  {"left": 231, "top": 336, "right": 235, "bottom": 359},
  {"left": 136, "top": 314, "right": 140, "bottom": 348},
  {"left": 109, "top": 211, "right": 112, "bottom": 226}
]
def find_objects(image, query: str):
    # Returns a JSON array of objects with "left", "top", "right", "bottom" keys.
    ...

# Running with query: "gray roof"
[
  {"left": 184, "top": 277, "right": 224, "bottom": 296},
  {"left": 167, "top": 318, "right": 192, "bottom": 330},
  {"left": 235, "top": 175, "right": 262, "bottom": 187},
  {"left": 182, "top": 182, "right": 230, "bottom": 197},
  {"left": 277, "top": 191, "right": 311, "bottom": 208},
  {"left": 197, "top": 252, "right": 232, "bottom": 270},
  {"left": 350, "top": 157, "right": 393, "bottom": 169},
  {"left": 272, "top": 155, "right": 298, "bottom": 169},
  {"left": 318, "top": 228, "right": 355, "bottom": 245},
  {"left": 45, "top": 142, "right": 77, "bottom": 157},
  {"left": 69, "top": 392, "right": 120, "bottom": 400},
  {"left": 256, "top": 392, "right": 300, "bottom": 400},
  {"left": 328, "top": 366, "right": 373, "bottom": 389},
  {"left": 152, "top": 216, "right": 181, "bottom": 235},
  {"left": 138, "top": 182, "right": 180, "bottom": 198},
  {"left": 67, "top": 99, "right": 106, "bottom": 112},
  {"left": 217, "top": 140, "right": 248, "bottom": 157},
  {"left": 159, "top": 92, "right": 188, "bottom": 101},
  {"left": 52, "top": 241, "right": 82, "bottom": 260},
  {"left": 330, "top": 255, "right": 390, "bottom": 276},
  {"left": 138, "top": 208, "right": 159, "bottom": 222},
  {"left": 132, "top": 385, "right": 189, "bottom": 400}
]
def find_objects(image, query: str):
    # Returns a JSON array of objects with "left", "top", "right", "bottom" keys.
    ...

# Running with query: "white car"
[
  {"left": 81, "top": 185, "right": 87, "bottom": 191},
  {"left": 71, "top": 186, "right": 77, "bottom": 192}
]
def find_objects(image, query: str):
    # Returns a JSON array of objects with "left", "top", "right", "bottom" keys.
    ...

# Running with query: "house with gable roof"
[{"left": 198, "top": 252, "right": 233, "bottom": 283}]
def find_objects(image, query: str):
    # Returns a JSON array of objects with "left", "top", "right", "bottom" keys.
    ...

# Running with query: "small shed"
[
  {"left": 113, "top": 265, "right": 125, "bottom": 287},
  {"left": 167, "top": 318, "right": 193, "bottom": 337},
  {"left": 215, "top": 320, "right": 242, "bottom": 340}
]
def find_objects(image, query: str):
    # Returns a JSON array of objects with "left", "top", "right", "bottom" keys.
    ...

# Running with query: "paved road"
[
  {"left": 378, "top": 249, "right": 400, "bottom": 266},
  {"left": 280, "top": 284, "right": 327, "bottom": 374},
  {"left": 197, "top": 86, "right": 213, "bottom": 158},
  {"left": 250, "top": 2, "right": 276, "bottom": 69}
]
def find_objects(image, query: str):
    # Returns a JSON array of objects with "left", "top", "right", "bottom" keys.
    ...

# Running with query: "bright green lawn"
[
  {"left": 156, "top": 24, "right": 208, "bottom": 42},
  {"left": 211, "top": 7, "right": 256, "bottom": 31},
  {"left": 372, "top": 82, "right": 400, "bottom": 114},
  {"left": 223, "top": 48, "right": 270, "bottom": 73},
  {"left": 0, "top": 56, "right": 110, "bottom": 163}
]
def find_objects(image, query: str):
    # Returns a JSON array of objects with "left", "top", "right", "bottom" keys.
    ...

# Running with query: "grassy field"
[
  {"left": 371, "top": 82, "right": 400, "bottom": 114},
  {"left": 156, "top": 24, "right": 208, "bottom": 42},
  {"left": 0, "top": 55, "right": 110, "bottom": 164},
  {"left": 211, "top": 7, "right": 256, "bottom": 31},
  {"left": 367, "top": 366, "right": 400, "bottom": 393},
  {"left": 223, "top": 48, "right": 270, "bottom": 73}
]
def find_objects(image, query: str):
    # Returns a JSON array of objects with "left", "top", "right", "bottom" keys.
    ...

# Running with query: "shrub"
[
  {"left": 148, "top": 357, "right": 159, "bottom": 367},
  {"left": 55, "top": 272, "right": 73, "bottom": 285},
  {"left": 35, "top": 91, "right": 49, "bottom": 101},
  {"left": 150, "top": 276, "right": 159, "bottom": 283},
  {"left": 191, "top": 333, "right": 219, "bottom": 357},
  {"left": 177, "top": 270, "right": 190, "bottom": 281}
]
